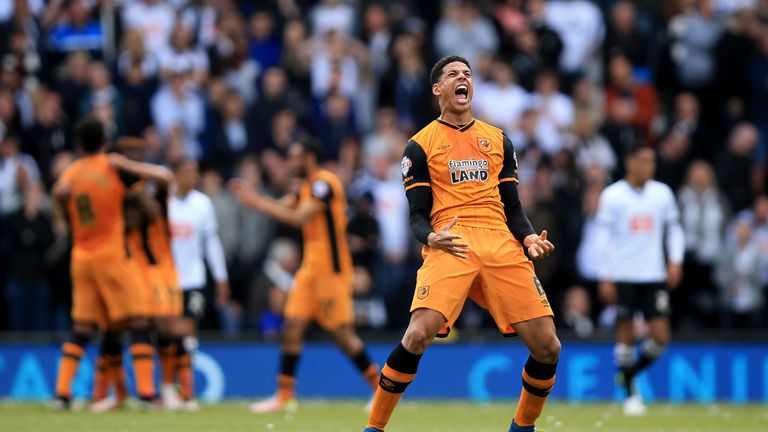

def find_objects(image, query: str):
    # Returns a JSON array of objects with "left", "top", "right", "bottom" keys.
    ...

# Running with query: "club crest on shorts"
[
  {"left": 477, "top": 137, "right": 491, "bottom": 152},
  {"left": 417, "top": 285, "right": 430, "bottom": 300},
  {"left": 401, "top": 156, "right": 412, "bottom": 177}
]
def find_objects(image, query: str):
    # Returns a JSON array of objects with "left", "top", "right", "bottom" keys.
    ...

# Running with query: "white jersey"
[
  {"left": 169, "top": 189, "right": 228, "bottom": 290},
  {"left": 595, "top": 179, "right": 685, "bottom": 283}
]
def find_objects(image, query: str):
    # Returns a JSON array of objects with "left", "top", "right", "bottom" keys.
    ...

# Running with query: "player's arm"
[
  {"left": 229, "top": 179, "right": 323, "bottom": 228},
  {"left": 594, "top": 190, "right": 617, "bottom": 303},
  {"left": 201, "top": 198, "right": 230, "bottom": 305},
  {"left": 52, "top": 178, "right": 72, "bottom": 227},
  {"left": 108, "top": 153, "right": 173, "bottom": 185},
  {"left": 664, "top": 189, "right": 685, "bottom": 289},
  {"left": 498, "top": 133, "right": 553, "bottom": 259},
  {"left": 402, "top": 140, "right": 468, "bottom": 258}
]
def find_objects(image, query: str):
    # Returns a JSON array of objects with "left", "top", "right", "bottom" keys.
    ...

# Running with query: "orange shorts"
[
  {"left": 284, "top": 266, "right": 354, "bottom": 330},
  {"left": 411, "top": 225, "right": 553, "bottom": 337},
  {"left": 71, "top": 255, "right": 148, "bottom": 323},
  {"left": 161, "top": 266, "right": 183, "bottom": 316},
  {"left": 140, "top": 265, "right": 181, "bottom": 317}
]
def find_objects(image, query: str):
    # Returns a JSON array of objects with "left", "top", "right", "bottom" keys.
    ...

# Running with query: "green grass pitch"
[{"left": 1, "top": 400, "right": 767, "bottom": 432}]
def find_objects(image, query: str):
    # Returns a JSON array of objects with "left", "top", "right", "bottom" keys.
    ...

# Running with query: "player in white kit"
[
  {"left": 595, "top": 145, "right": 685, "bottom": 416},
  {"left": 168, "top": 159, "right": 230, "bottom": 410}
]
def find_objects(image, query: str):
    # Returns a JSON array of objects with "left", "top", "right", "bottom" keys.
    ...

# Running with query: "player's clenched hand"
[
  {"left": 216, "top": 281, "right": 231, "bottom": 306},
  {"left": 598, "top": 280, "right": 616, "bottom": 304},
  {"left": 524, "top": 230, "right": 554, "bottom": 259},
  {"left": 228, "top": 179, "right": 264, "bottom": 209},
  {"left": 428, "top": 217, "right": 469, "bottom": 259},
  {"left": 666, "top": 263, "right": 683, "bottom": 290}
]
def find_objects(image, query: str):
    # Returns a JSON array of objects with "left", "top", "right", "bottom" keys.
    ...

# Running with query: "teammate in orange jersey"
[
  {"left": 89, "top": 137, "right": 184, "bottom": 412},
  {"left": 52, "top": 118, "right": 173, "bottom": 409},
  {"left": 230, "top": 138, "right": 380, "bottom": 413},
  {"left": 363, "top": 56, "right": 560, "bottom": 432}
]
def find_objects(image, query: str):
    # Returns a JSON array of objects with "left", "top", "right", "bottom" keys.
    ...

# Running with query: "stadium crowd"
[{"left": 1, "top": 0, "right": 768, "bottom": 335}]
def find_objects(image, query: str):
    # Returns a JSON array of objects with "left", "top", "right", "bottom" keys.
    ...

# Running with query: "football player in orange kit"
[
  {"left": 363, "top": 56, "right": 559, "bottom": 432},
  {"left": 230, "top": 138, "right": 379, "bottom": 413},
  {"left": 52, "top": 118, "right": 173, "bottom": 409},
  {"left": 88, "top": 137, "right": 183, "bottom": 411}
]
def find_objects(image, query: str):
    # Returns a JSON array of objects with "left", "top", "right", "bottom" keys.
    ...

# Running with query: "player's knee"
[
  {"left": 72, "top": 322, "right": 97, "bottom": 343},
  {"left": 402, "top": 326, "right": 434, "bottom": 354},
  {"left": 533, "top": 335, "right": 561, "bottom": 364}
]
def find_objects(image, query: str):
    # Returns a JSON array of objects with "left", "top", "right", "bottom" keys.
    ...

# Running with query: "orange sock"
[
  {"left": 363, "top": 363, "right": 380, "bottom": 390},
  {"left": 91, "top": 355, "right": 109, "bottom": 401},
  {"left": 514, "top": 369, "right": 556, "bottom": 427},
  {"left": 159, "top": 343, "right": 177, "bottom": 385},
  {"left": 107, "top": 354, "right": 127, "bottom": 401},
  {"left": 366, "top": 364, "right": 416, "bottom": 430},
  {"left": 276, "top": 374, "right": 295, "bottom": 401},
  {"left": 55, "top": 342, "right": 85, "bottom": 399},
  {"left": 130, "top": 343, "right": 156, "bottom": 399},
  {"left": 177, "top": 353, "right": 194, "bottom": 401}
]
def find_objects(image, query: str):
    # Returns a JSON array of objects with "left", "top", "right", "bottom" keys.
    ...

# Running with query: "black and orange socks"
[
  {"left": 157, "top": 335, "right": 177, "bottom": 386},
  {"left": 366, "top": 343, "right": 422, "bottom": 430},
  {"left": 277, "top": 352, "right": 300, "bottom": 401},
  {"left": 511, "top": 356, "right": 557, "bottom": 431},
  {"left": 55, "top": 333, "right": 90, "bottom": 402},
  {"left": 176, "top": 338, "right": 194, "bottom": 401},
  {"left": 348, "top": 348, "right": 380, "bottom": 390},
  {"left": 129, "top": 328, "right": 156, "bottom": 401}
]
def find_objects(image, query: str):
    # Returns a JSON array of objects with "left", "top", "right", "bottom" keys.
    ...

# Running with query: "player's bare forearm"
[
  {"left": 109, "top": 154, "right": 173, "bottom": 184},
  {"left": 256, "top": 197, "right": 319, "bottom": 228}
]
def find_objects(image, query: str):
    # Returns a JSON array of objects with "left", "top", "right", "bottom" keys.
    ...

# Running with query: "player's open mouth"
[{"left": 454, "top": 85, "right": 469, "bottom": 104}]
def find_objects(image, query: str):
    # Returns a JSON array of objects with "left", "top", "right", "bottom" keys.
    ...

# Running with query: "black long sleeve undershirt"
[
  {"left": 499, "top": 181, "right": 535, "bottom": 244},
  {"left": 406, "top": 185, "right": 433, "bottom": 245}
]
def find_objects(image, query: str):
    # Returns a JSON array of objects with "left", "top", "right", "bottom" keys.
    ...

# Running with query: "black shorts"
[
  {"left": 615, "top": 282, "right": 670, "bottom": 321},
  {"left": 182, "top": 288, "right": 206, "bottom": 320}
]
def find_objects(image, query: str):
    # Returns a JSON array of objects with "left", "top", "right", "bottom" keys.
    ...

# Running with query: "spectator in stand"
[
  {"left": 676, "top": 160, "right": 729, "bottom": 327},
  {"left": 151, "top": 61, "right": 205, "bottom": 160},
  {"left": 1, "top": 182, "right": 54, "bottom": 331},
  {"left": 362, "top": 3, "right": 392, "bottom": 78},
  {"left": 251, "top": 66, "right": 309, "bottom": 135},
  {"left": 605, "top": 54, "right": 659, "bottom": 139},
  {"left": 79, "top": 61, "right": 122, "bottom": 133},
  {"left": 23, "top": 90, "right": 71, "bottom": 188},
  {"left": 603, "top": 1, "right": 653, "bottom": 70},
  {"left": 717, "top": 122, "right": 761, "bottom": 212},
  {"left": 725, "top": 196, "right": 768, "bottom": 292},
  {"left": 566, "top": 112, "right": 616, "bottom": 174},
  {"left": 159, "top": 24, "right": 209, "bottom": 87},
  {"left": 248, "top": 239, "right": 300, "bottom": 339},
  {"left": 311, "top": 31, "right": 359, "bottom": 99},
  {"left": 122, "top": 0, "right": 176, "bottom": 58},
  {"left": 560, "top": 285, "right": 595, "bottom": 337},
  {"left": 530, "top": 70, "right": 574, "bottom": 155},
  {"left": 314, "top": 92, "right": 357, "bottom": 161},
  {"left": 510, "top": 26, "right": 550, "bottom": 92},
  {"left": 494, "top": 0, "right": 529, "bottom": 54},
  {"left": 715, "top": 219, "right": 764, "bottom": 328},
  {"left": 116, "top": 29, "right": 160, "bottom": 136},
  {"left": 667, "top": 0, "right": 722, "bottom": 96},
  {"left": 0, "top": 133, "right": 40, "bottom": 217},
  {"left": 46, "top": 0, "right": 103, "bottom": 56},
  {"left": 525, "top": 0, "right": 564, "bottom": 75},
  {"left": 280, "top": 19, "right": 312, "bottom": 97},
  {"left": 544, "top": 0, "right": 604, "bottom": 83},
  {"left": 209, "top": 90, "right": 253, "bottom": 179},
  {"left": 378, "top": 46, "right": 433, "bottom": 133},
  {"left": 55, "top": 51, "right": 90, "bottom": 121},
  {"left": 433, "top": 0, "right": 499, "bottom": 66},
  {"left": 248, "top": 9, "right": 282, "bottom": 70},
  {"left": 310, "top": 0, "right": 355, "bottom": 37},
  {"left": 474, "top": 57, "right": 529, "bottom": 134}
]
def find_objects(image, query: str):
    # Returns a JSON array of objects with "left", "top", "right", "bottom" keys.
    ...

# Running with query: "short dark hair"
[
  {"left": 430, "top": 55, "right": 471, "bottom": 85},
  {"left": 294, "top": 136, "right": 324, "bottom": 162},
  {"left": 172, "top": 158, "right": 198, "bottom": 173},
  {"left": 625, "top": 142, "right": 653, "bottom": 159},
  {"left": 75, "top": 116, "right": 105, "bottom": 154}
]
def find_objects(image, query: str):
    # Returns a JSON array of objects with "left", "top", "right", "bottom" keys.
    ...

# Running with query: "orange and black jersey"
[
  {"left": 299, "top": 170, "right": 353, "bottom": 275},
  {"left": 59, "top": 153, "right": 130, "bottom": 261},
  {"left": 402, "top": 118, "right": 534, "bottom": 244}
]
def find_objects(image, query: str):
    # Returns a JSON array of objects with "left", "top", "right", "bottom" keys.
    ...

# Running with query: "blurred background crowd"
[{"left": 1, "top": 0, "right": 768, "bottom": 336}]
